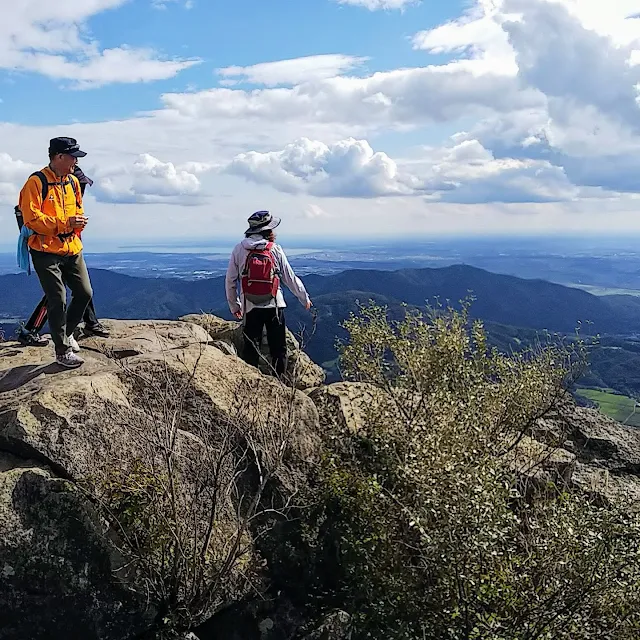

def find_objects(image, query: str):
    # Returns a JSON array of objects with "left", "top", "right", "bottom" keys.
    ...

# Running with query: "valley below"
[{"left": 3, "top": 250, "right": 640, "bottom": 426}]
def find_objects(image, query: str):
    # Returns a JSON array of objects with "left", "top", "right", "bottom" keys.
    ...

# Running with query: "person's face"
[{"left": 52, "top": 153, "right": 77, "bottom": 175}]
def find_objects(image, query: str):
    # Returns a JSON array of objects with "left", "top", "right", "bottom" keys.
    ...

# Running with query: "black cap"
[{"left": 49, "top": 136, "right": 87, "bottom": 158}]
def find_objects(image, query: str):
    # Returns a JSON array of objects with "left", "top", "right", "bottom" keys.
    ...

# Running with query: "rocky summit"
[
  {"left": 0, "top": 318, "right": 324, "bottom": 640},
  {"left": 0, "top": 316, "right": 639, "bottom": 639}
]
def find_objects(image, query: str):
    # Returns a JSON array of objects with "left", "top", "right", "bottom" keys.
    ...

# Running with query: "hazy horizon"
[{"left": 5, "top": 231, "right": 640, "bottom": 256}]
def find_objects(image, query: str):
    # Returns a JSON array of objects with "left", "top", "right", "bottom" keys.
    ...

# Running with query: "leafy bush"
[{"left": 272, "top": 302, "right": 640, "bottom": 639}]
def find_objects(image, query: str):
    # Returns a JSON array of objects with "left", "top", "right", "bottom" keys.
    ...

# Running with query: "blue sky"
[
  {"left": 1, "top": 0, "right": 640, "bottom": 251},
  {"left": 0, "top": 0, "right": 463, "bottom": 125}
]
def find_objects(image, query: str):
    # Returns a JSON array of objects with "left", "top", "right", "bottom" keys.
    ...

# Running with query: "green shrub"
[{"left": 274, "top": 302, "right": 640, "bottom": 639}]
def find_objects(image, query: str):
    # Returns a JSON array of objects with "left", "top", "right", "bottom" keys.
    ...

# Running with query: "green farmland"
[{"left": 577, "top": 388, "right": 640, "bottom": 427}]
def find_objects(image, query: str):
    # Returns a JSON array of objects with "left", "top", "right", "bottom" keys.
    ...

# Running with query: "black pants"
[
  {"left": 30, "top": 250, "right": 93, "bottom": 355},
  {"left": 243, "top": 307, "right": 287, "bottom": 376},
  {"left": 25, "top": 296, "right": 98, "bottom": 334}
]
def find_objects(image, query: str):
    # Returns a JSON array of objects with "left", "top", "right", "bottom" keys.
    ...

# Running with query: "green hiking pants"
[{"left": 30, "top": 250, "right": 93, "bottom": 355}]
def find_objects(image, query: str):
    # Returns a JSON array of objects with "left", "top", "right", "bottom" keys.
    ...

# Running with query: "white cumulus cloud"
[
  {"left": 334, "top": 0, "right": 419, "bottom": 9},
  {"left": 408, "top": 0, "right": 640, "bottom": 199},
  {"left": 163, "top": 67, "right": 540, "bottom": 132},
  {"left": 225, "top": 136, "right": 578, "bottom": 203},
  {"left": 0, "top": 153, "right": 36, "bottom": 205},
  {"left": 412, "top": 0, "right": 518, "bottom": 76},
  {"left": 421, "top": 140, "right": 579, "bottom": 203},
  {"left": 217, "top": 54, "right": 368, "bottom": 87},
  {"left": 92, "top": 154, "right": 209, "bottom": 204},
  {"left": 0, "top": 0, "right": 200, "bottom": 87},
  {"left": 226, "top": 137, "right": 417, "bottom": 198},
  {"left": 503, "top": 0, "right": 640, "bottom": 131}
]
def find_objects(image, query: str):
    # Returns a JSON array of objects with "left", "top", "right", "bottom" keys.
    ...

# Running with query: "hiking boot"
[
  {"left": 83, "top": 322, "right": 110, "bottom": 338},
  {"left": 56, "top": 349, "right": 84, "bottom": 369},
  {"left": 67, "top": 335, "right": 81, "bottom": 352},
  {"left": 17, "top": 329, "right": 49, "bottom": 347}
]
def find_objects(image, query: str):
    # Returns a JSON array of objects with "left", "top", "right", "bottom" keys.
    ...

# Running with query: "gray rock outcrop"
[{"left": 0, "top": 318, "right": 320, "bottom": 640}]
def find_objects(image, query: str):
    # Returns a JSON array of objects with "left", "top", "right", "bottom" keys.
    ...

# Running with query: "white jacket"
[{"left": 225, "top": 235, "right": 311, "bottom": 315}]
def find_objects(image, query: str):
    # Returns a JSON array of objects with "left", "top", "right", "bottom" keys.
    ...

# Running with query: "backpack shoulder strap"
[
  {"left": 241, "top": 247, "right": 257, "bottom": 274},
  {"left": 68, "top": 174, "right": 81, "bottom": 206},
  {"left": 30, "top": 171, "right": 81, "bottom": 205},
  {"left": 265, "top": 242, "right": 281, "bottom": 274},
  {"left": 30, "top": 171, "right": 48, "bottom": 202}
]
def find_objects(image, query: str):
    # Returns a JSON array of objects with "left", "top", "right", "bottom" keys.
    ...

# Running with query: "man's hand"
[
  {"left": 69, "top": 216, "right": 87, "bottom": 229},
  {"left": 233, "top": 310, "right": 243, "bottom": 320},
  {"left": 305, "top": 299, "right": 313, "bottom": 311}
]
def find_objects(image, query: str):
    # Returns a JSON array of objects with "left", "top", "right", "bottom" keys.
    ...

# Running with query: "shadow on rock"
[{"left": 0, "top": 362, "right": 64, "bottom": 393}]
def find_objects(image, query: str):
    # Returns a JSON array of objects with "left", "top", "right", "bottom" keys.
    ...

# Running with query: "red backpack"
[{"left": 241, "top": 242, "right": 281, "bottom": 304}]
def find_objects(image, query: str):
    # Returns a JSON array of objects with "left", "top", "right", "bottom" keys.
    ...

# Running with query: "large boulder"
[
  {"left": 0, "top": 319, "right": 321, "bottom": 639},
  {"left": 504, "top": 435, "right": 576, "bottom": 487},
  {"left": 0, "top": 452, "right": 153, "bottom": 640},
  {"left": 306, "top": 383, "right": 381, "bottom": 434},
  {"left": 181, "top": 313, "right": 325, "bottom": 391},
  {"left": 537, "top": 400, "right": 640, "bottom": 505},
  {"left": 565, "top": 404, "right": 640, "bottom": 472}
]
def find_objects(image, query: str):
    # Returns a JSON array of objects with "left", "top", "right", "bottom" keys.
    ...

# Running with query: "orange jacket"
[{"left": 19, "top": 166, "right": 84, "bottom": 256}]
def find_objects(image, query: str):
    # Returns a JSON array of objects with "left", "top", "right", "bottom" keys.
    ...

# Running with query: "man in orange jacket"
[
  {"left": 17, "top": 164, "right": 110, "bottom": 347},
  {"left": 18, "top": 137, "right": 93, "bottom": 368}
]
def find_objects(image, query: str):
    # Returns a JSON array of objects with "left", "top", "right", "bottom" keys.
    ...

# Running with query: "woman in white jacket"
[{"left": 225, "top": 210, "right": 312, "bottom": 376}]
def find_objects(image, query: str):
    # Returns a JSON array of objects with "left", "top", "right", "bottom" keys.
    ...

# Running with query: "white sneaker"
[
  {"left": 56, "top": 350, "right": 84, "bottom": 369},
  {"left": 67, "top": 335, "right": 81, "bottom": 352}
]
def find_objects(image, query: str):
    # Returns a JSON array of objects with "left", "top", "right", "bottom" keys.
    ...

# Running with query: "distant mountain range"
[
  {"left": 2, "top": 264, "right": 640, "bottom": 395},
  {"left": 2, "top": 264, "right": 639, "bottom": 330},
  {"left": 294, "top": 265, "right": 640, "bottom": 332}
]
